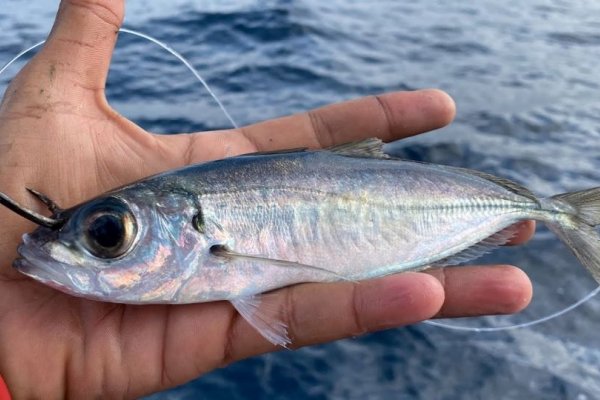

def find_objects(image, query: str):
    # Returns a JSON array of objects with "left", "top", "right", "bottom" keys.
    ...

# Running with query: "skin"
[{"left": 0, "top": 1, "right": 535, "bottom": 398}]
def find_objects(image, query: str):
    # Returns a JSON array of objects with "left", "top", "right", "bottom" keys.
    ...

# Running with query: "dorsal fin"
[
  {"left": 451, "top": 167, "right": 539, "bottom": 203},
  {"left": 327, "top": 138, "right": 390, "bottom": 159}
]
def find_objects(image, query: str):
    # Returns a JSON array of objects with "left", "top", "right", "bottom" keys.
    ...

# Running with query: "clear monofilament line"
[
  {"left": 0, "top": 30, "right": 238, "bottom": 129},
  {"left": 424, "top": 285, "right": 600, "bottom": 332},
  {"left": 0, "top": 41, "right": 44, "bottom": 76},
  {"left": 118, "top": 28, "right": 238, "bottom": 129}
]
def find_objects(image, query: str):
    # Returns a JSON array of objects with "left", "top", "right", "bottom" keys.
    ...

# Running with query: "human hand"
[{"left": 0, "top": 1, "right": 534, "bottom": 398}]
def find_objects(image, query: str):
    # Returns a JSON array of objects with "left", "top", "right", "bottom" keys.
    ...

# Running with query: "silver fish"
[{"left": 2, "top": 138, "right": 600, "bottom": 346}]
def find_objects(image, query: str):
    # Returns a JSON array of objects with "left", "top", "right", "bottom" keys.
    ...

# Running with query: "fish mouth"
[
  {"left": 14, "top": 238, "right": 97, "bottom": 298},
  {"left": 13, "top": 257, "right": 72, "bottom": 293}
]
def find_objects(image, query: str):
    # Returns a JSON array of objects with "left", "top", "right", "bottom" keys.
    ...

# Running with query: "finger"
[
  {"left": 124, "top": 274, "right": 444, "bottom": 396},
  {"left": 241, "top": 89, "right": 456, "bottom": 150},
  {"left": 506, "top": 220, "right": 536, "bottom": 246},
  {"left": 154, "top": 265, "right": 529, "bottom": 392},
  {"left": 20, "top": 1, "right": 124, "bottom": 92},
  {"left": 221, "top": 272, "right": 444, "bottom": 363},
  {"left": 427, "top": 265, "right": 532, "bottom": 318},
  {"left": 158, "top": 89, "right": 456, "bottom": 162}
]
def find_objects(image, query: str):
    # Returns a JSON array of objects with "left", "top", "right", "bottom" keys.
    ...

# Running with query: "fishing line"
[
  {"left": 118, "top": 28, "right": 238, "bottom": 129},
  {"left": 0, "top": 29, "right": 237, "bottom": 129},
  {"left": 425, "top": 285, "right": 600, "bottom": 332},
  {"left": 2, "top": 28, "right": 598, "bottom": 332}
]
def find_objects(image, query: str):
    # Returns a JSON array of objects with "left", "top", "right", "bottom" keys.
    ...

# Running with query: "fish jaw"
[{"left": 14, "top": 236, "right": 99, "bottom": 298}]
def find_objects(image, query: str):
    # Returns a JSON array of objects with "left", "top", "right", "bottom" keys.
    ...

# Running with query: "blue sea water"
[{"left": 2, "top": 1, "right": 600, "bottom": 398}]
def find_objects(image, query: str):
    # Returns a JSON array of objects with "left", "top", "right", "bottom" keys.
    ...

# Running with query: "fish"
[{"left": 2, "top": 138, "right": 600, "bottom": 346}]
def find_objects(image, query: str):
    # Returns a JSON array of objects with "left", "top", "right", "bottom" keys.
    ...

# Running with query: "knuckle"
[
  {"left": 307, "top": 110, "right": 335, "bottom": 148},
  {"left": 350, "top": 283, "right": 368, "bottom": 335},
  {"left": 219, "top": 308, "right": 239, "bottom": 367},
  {"left": 238, "top": 126, "right": 261, "bottom": 151},
  {"left": 373, "top": 94, "right": 394, "bottom": 139},
  {"left": 63, "top": 0, "right": 123, "bottom": 30}
]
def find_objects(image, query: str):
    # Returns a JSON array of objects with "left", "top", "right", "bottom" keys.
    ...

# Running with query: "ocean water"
[{"left": 2, "top": 1, "right": 600, "bottom": 398}]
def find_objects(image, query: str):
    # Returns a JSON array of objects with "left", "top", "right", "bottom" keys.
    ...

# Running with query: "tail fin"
[
  {"left": 547, "top": 188, "right": 600, "bottom": 284},
  {"left": 552, "top": 188, "right": 600, "bottom": 226}
]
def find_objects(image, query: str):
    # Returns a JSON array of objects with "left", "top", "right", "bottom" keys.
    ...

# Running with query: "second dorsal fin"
[{"left": 450, "top": 167, "right": 539, "bottom": 203}]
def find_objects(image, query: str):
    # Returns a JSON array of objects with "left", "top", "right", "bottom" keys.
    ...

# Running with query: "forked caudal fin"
[
  {"left": 552, "top": 188, "right": 600, "bottom": 226},
  {"left": 547, "top": 187, "right": 600, "bottom": 284}
]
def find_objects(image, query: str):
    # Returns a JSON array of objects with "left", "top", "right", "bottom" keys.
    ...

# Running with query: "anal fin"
[{"left": 432, "top": 224, "right": 520, "bottom": 267}]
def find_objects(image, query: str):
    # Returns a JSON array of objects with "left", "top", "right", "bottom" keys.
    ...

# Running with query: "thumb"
[{"left": 31, "top": 0, "right": 124, "bottom": 91}]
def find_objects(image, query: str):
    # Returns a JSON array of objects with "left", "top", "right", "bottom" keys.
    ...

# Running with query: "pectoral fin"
[
  {"left": 230, "top": 294, "right": 291, "bottom": 347},
  {"left": 211, "top": 245, "right": 350, "bottom": 281}
]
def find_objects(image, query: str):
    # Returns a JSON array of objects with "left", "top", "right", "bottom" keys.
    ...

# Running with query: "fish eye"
[{"left": 81, "top": 200, "right": 137, "bottom": 259}]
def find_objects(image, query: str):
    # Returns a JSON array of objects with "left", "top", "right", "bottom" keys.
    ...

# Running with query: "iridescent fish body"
[{"left": 8, "top": 139, "right": 600, "bottom": 346}]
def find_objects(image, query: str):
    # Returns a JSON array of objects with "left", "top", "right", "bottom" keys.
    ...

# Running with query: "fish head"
[{"left": 14, "top": 187, "right": 212, "bottom": 303}]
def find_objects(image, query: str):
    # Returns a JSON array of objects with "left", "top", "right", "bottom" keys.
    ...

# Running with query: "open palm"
[{"left": 0, "top": 1, "right": 534, "bottom": 398}]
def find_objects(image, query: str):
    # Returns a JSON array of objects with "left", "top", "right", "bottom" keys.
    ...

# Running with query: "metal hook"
[
  {"left": 26, "top": 188, "right": 63, "bottom": 213},
  {"left": 0, "top": 191, "right": 63, "bottom": 229}
]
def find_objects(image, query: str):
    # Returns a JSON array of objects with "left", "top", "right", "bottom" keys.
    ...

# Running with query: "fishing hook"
[{"left": 0, "top": 191, "right": 63, "bottom": 228}]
